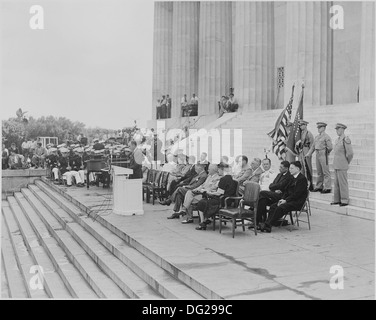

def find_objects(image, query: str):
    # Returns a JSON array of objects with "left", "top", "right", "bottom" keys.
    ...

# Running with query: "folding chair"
[
  {"left": 143, "top": 169, "right": 155, "bottom": 203},
  {"left": 154, "top": 171, "right": 170, "bottom": 202},
  {"left": 215, "top": 181, "right": 261, "bottom": 238},
  {"left": 279, "top": 185, "right": 311, "bottom": 231}
]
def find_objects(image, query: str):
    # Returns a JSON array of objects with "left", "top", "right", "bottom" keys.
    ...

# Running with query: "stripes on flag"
[{"left": 267, "top": 85, "right": 294, "bottom": 160}]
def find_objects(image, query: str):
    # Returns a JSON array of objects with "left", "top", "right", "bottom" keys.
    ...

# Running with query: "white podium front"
[{"left": 112, "top": 166, "right": 144, "bottom": 216}]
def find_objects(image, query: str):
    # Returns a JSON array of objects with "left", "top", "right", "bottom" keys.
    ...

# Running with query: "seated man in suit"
[
  {"left": 166, "top": 164, "right": 208, "bottom": 217},
  {"left": 250, "top": 160, "right": 292, "bottom": 229},
  {"left": 239, "top": 158, "right": 263, "bottom": 195},
  {"left": 232, "top": 155, "right": 252, "bottom": 189},
  {"left": 260, "top": 161, "right": 308, "bottom": 233},
  {"left": 195, "top": 163, "right": 237, "bottom": 230},
  {"left": 169, "top": 164, "right": 221, "bottom": 222},
  {"left": 161, "top": 156, "right": 197, "bottom": 202}
]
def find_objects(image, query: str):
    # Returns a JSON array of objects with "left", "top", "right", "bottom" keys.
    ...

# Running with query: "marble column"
[
  {"left": 284, "top": 2, "right": 333, "bottom": 108},
  {"left": 152, "top": 2, "right": 173, "bottom": 120},
  {"left": 171, "top": 2, "right": 200, "bottom": 118},
  {"left": 359, "top": 1, "right": 375, "bottom": 102},
  {"left": 198, "top": 2, "right": 232, "bottom": 116},
  {"left": 233, "top": 2, "right": 274, "bottom": 112}
]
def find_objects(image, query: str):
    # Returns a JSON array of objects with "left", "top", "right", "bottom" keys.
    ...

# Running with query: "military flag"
[{"left": 267, "top": 85, "right": 294, "bottom": 160}]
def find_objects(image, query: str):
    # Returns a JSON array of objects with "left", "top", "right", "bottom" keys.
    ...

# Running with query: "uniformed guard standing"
[
  {"left": 298, "top": 120, "right": 314, "bottom": 190},
  {"left": 306, "top": 122, "right": 333, "bottom": 193},
  {"left": 331, "top": 123, "right": 354, "bottom": 207}
]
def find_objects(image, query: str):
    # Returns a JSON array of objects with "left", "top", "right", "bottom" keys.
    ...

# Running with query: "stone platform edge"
[{"left": 39, "top": 177, "right": 224, "bottom": 300}]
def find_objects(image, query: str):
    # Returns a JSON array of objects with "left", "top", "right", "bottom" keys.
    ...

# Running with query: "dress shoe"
[
  {"left": 312, "top": 188, "right": 323, "bottom": 192},
  {"left": 160, "top": 199, "right": 172, "bottom": 206},
  {"left": 320, "top": 189, "right": 331, "bottom": 194},
  {"left": 181, "top": 219, "right": 193, "bottom": 224},
  {"left": 167, "top": 213, "right": 179, "bottom": 219},
  {"left": 330, "top": 202, "right": 341, "bottom": 205},
  {"left": 195, "top": 223, "right": 206, "bottom": 231},
  {"left": 339, "top": 203, "right": 348, "bottom": 207},
  {"left": 260, "top": 223, "right": 272, "bottom": 233}
]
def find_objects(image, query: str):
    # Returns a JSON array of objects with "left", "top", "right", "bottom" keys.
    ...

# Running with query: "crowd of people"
[
  {"left": 157, "top": 149, "right": 308, "bottom": 233},
  {"left": 155, "top": 88, "right": 240, "bottom": 120},
  {"left": 2, "top": 116, "right": 354, "bottom": 234},
  {"left": 157, "top": 120, "right": 355, "bottom": 233}
]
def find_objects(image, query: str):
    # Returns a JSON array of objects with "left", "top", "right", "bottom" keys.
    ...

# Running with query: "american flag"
[
  {"left": 267, "top": 85, "right": 294, "bottom": 160},
  {"left": 286, "top": 85, "right": 305, "bottom": 157}
]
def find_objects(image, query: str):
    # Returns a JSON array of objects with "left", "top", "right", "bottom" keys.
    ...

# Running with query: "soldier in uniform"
[
  {"left": 331, "top": 123, "right": 354, "bottom": 207},
  {"left": 298, "top": 120, "right": 314, "bottom": 190},
  {"left": 306, "top": 122, "right": 333, "bottom": 193}
]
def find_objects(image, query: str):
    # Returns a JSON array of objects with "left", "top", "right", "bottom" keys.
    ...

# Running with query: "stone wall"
[{"left": 2, "top": 169, "right": 47, "bottom": 198}]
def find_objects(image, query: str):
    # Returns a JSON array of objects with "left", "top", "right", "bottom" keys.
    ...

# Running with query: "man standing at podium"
[{"left": 129, "top": 140, "right": 143, "bottom": 179}]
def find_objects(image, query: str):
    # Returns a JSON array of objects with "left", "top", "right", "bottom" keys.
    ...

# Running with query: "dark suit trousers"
[
  {"left": 256, "top": 191, "right": 283, "bottom": 223},
  {"left": 266, "top": 202, "right": 300, "bottom": 227},
  {"left": 173, "top": 187, "right": 188, "bottom": 212}
]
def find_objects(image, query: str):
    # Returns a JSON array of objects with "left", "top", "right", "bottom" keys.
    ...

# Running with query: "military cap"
[
  {"left": 298, "top": 120, "right": 309, "bottom": 125},
  {"left": 60, "top": 147, "right": 69, "bottom": 153},
  {"left": 50, "top": 147, "right": 57, "bottom": 152},
  {"left": 57, "top": 143, "right": 66, "bottom": 148},
  {"left": 335, "top": 123, "right": 347, "bottom": 130},
  {"left": 74, "top": 147, "right": 84, "bottom": 153},
  {"left": 316, "top": 122, "right": 327, "bottom": 128},
  {"left": 123, "top": 147, "right": 131, "bottom": 152},
  {"left": 99, "top": 140, "right": 105, "bottom": 144}
]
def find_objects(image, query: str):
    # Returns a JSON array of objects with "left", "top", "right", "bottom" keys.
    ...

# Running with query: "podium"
[{"left": 112, "top": 166, "right": 144, "bottom": 216}]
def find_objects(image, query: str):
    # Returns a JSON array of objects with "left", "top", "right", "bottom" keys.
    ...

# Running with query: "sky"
[{"left": 1, "top": 0, "right": 154, "bottom": 129}]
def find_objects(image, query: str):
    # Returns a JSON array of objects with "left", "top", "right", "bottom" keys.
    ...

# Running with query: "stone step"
[
  {"left": 309, "top": 198, "right": 374, "bottom": 221},
  {"left": 41, "top": 176, "right": 224, "bottom": 299},
  {"left": 310, "top": 192, "right": 375, "bottom": 210},
  {"left": 21, "top": 187, "right": 133, "bottom": 299},
  {"left": 348, "top": 187, "right": 375, "bottom": 200},
  {"left": 27, "top": 184, "right": 162, "bottom": 300},
  {"left": 4, "top": 200, "right": 47, "bottom": 299},
  {"left": 1, "top": 251, "right": 11, "bottom": 298},
  {"left": 312, "top": 169, "right": 374, "bottom": 183},
  {"left": 1, "top": 207, "right": 29, "bottom": 298},
  {"left": 18, "top": 188, "right": 99, "bottom": 299},
  {"left": 34, "top": 179, "right": 203, "bottom": 300},
  {"left": 310, "top": 164, "right": 375, "bottom": 175},
  {"left": 12, "top": 193, "right": 77, "bottom": 299}
]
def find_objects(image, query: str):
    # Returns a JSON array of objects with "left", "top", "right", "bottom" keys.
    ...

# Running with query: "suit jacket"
[
  {"left": 179, "top": 165, "right": 197, "bottom": 185},
  {"left": 269, "top": 171, "right": 293, "bottom": 193},
  {"left": 233, "top": 165, "right": 252, "bottom": 185},
  {"left": 185, "top": 171, "right": 208, "bottom": 190},
  {"left": 129, "top": 148, "right": 143, "bottom": 179},
  {"left": 247, "top": 166, "right": 263, "bottom": 183},
  {"left": 282, "top": 173, "right": 308, "bottom": 209}
]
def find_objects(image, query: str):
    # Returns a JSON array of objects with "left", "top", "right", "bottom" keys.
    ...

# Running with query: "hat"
[
  {"left": 93, "top": 138, "right": 99, "bottom": 143},
  {"left": 99, "top": 140, "right": 105, "bottom": 144},
  {"left": 123, "top": 147, "right": 131, "bottom": 152},
  {"left": 50, "top": 147, "right": 57, "bottom": 152},
  {"left": 60, "top": 147, "right": 69, "bottom": 153},
  {"left": 298, "top": 120, "right": 309, "bottom": 125},
  {"left": 335, "top": 123, "right": 347, "bottom": 129},
  {"left": 57, "top": 143, "right": 66, "bottom": 148},
  {"left": 74, "top": 147, "right": 84, "bottom": 153},
  {"left": 316, "top": 122, "right": 327, "bottom": 128}
]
